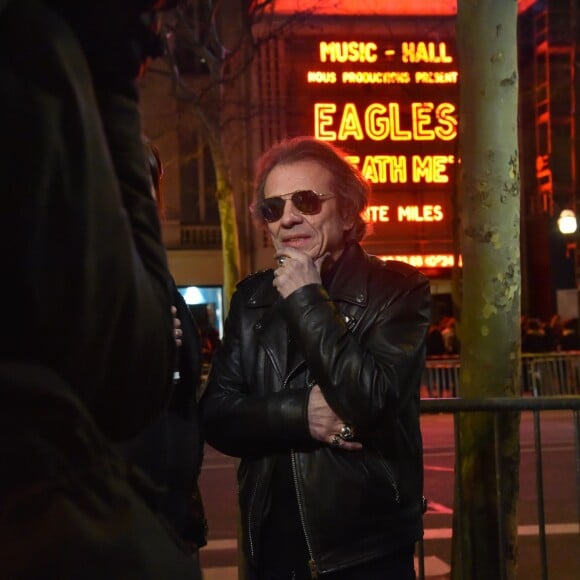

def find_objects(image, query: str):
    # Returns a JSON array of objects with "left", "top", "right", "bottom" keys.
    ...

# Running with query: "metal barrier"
[
  {"left": 525, "top": 353, "right": 580, "bottom": 396},
  {"left": 423, "top": 352, "right": 580, "bottom": 398},
  {"left": 422, "top": 357, "right": 460, "bottom": 397},
  {"left": 417, "top": 396, "right": 580, "bottom": 580}
]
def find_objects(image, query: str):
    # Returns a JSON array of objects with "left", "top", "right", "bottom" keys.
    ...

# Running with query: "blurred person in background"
[
  {"left": 440, "top": 316, "right": 459, "bottom": 355},
  {"left": 0, "top": 0, "right": 199, "bottom": 577},
  {"left": 559, "top": 318, "right": 579, "bottom": 351},
  {"left": 545, "top": 314, "right": 563, "bottom": 351},
  {"left": 426, "top": 322, "right": 446, "bottom": 357},
  {"left": 202, "top": 136, "right": 431, "bottom": 579},
  {"left": 522, "top": 318, "right": 549, "bottom": 353}
]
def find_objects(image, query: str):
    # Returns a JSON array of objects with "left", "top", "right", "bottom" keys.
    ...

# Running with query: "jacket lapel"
[
  {"left": 245, "top": 243, "right": 371, "bottom": 384},
  {"left": 326, "top": 243, "right": 371, "bottom": 330},
  {"left": 246, "top": 277, "right": 291, "bottom": 383}
]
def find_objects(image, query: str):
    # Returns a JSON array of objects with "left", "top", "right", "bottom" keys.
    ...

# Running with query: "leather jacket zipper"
[
  {"left": 248, "top": 362, "right": 318, "bottom": 568},
  {"left": 291, "top": 449, "right": 319, "bottom": 579},
  {"left": 374, "top": 443, "right": 401, "bottom": 503},
  {"left": 247, "top": 478, "right": 260, "bottom": 559},
  {"left": 384, "top": 463, "right": 401, "bottom": 503},
  {"left": 284, "top": 368, "right": 319, "bottom": 578}
]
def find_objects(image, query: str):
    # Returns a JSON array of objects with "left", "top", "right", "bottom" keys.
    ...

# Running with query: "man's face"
[{"left": 263, "top": 160, "right": 354, "bottom": 262}]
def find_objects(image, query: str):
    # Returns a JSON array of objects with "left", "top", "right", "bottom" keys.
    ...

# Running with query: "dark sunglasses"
[{"left": 258, "top": 190, "right": 335, "bottom": 223}]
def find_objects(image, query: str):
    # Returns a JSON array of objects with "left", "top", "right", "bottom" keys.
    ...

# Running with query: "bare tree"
[
  {"left": 161, "top": 0, "right": 307, "bottom": 307},
  {"left": 453, "top": 0, "right": 521, "bottom": 578}
]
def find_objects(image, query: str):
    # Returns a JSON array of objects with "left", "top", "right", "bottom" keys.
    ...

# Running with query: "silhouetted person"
[
  {"left": 545, "top": 314, "right": 563, "bottom": 351},
  {"left": 0, "top": 1, "right": 199, "bottom": 577},
  {"left": 426, "top": 323, "right": 446, "bottom": 356},
  {"left": 522, "top": 318, "right": 549, "bottom": 353},
  {"left": 560, "top": 318, "right": 579, "bottom": 351},
  {"left": 120, "top": 141, "right": 207, "bottom": 576},
  {"left": 440, "top": 316, "right": 459, "bottom": 355}
]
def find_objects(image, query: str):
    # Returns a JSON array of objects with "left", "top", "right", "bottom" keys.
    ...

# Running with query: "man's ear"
[{"left": 341, "top": 208, "right": 356, "bottom": 232}]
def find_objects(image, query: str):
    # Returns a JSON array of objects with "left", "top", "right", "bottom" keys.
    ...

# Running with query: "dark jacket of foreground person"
[
  {"left": 121, "top": 287, "right": 208, "bottom": 549},
  {"left": 0, "top": 0, "right": 175, "bottom": 441},
  {"left": 202, "top": 242, "right": 430, "bottom": 575},
  {"left": 0, "top": 362, "right": 197, "bottom": 579},
  {"left": 0, "top": 0, "right": 198, "bottom": 576}
]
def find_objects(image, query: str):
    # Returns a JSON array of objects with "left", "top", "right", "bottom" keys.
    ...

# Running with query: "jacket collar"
[
  {"left": 248, "top": 243, "right": 371, "bottom": 383},
  {"left": 246, "top": 272, "right": 278, "bottom": 309},
  {"left": 325, "top": 242, "right": 370, "bottom": 307},
  {"left": 246, "top": 241, "right": 370, "bottom": 310}
]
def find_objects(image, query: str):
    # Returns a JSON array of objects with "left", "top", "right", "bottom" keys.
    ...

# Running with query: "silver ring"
[
  {"left": 277, "top": 256, "right": 286, "bottom": 266},
  {"left": 330, "top": 434, "right": 341, "bottom": 448},
  {"left": 339, "top": 424, "right": 354, "bottom": 441}
]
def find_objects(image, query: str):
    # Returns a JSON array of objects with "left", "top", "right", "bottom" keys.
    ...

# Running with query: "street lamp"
[
  {"left": 555, "top": 209, "right": 580, "bottom": 333},
  {"left": 557, "top": 209, "right": 578, "bottom": 234}
]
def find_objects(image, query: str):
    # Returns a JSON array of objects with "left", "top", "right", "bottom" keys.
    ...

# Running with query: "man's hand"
[
  {"left": 307, "top": 385, "right": 362, "bottom": 451},
  {"left": 273, "top": 249, "right": 328, "bottom": 299}
]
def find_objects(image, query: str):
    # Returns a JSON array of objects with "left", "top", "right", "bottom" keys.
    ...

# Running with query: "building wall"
[
  {"left": 167, "top": 249, "right": 224, "bottom": 286},
  {"left": 139, "top": 60, "right": 227, "bottom": 286}
]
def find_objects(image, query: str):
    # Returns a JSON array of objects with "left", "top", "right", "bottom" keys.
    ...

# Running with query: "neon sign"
[
  {"left": 379, "top": 254, "right": 462, "bottom": 269},
  {"left": 401, "top": 42, "right": 453, "bottom": 64},
  {"left": 284, "top": 30, "right": 458, "bottom": 256},
  {"left": 307, "top": 70, "right": 458, "bottom": 85},
  {"left": 344, "top": 155, "right": 455, "bottom": 185},
  {"left": 314, "top": 102, "right": 457, "bottom": 142},
  {"left": 318, "top": 41, "right": 453, "bottom": 65},
  {"left": 364, "top": 205, "right": 445, "bottom": 223},
  {"left": 308, "top": 41, "right": 458, "bottom": 87},
  {"left": 319, "top": 41, "right": 379, "bottom": 63}
]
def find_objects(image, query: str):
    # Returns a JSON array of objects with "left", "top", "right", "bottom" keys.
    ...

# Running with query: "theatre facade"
[
  {"left": 139, "top": 0, "right": 576, "bottom": 329},
  {"left": 250, "top": 8, "right": 459, "bottom": 321}
]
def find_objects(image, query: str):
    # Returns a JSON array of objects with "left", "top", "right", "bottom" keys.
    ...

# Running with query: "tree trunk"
[
  {"left": 206, "top": 124, "right": 242, "bottom": 309},
  {"left": 453, "top": 1, "right": 521, "bottom": 579}
]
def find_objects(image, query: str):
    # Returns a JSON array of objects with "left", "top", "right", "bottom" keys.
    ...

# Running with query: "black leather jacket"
[{"left": 202, "top": 242, "right": 431, "bottom": 575}]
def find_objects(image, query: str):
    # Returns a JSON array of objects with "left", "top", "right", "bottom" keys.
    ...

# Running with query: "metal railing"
[
  {"left": 417, "top": 396, "right": 580, "bottom": 580},
  {"left": 525, "top": 353, "right": 580, "bottom": 396},
  {"left": 422, "top": 356, "right": 460, "bottom": 397},
  {"left": 180, "top": 224, "right": 222, "bottom": 249},
  {"left": 422, "top": 352, "right": 580, "bottom": 398}
]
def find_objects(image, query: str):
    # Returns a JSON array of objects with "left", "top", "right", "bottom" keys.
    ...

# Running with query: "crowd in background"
[
  {"left": 426, "top": 317, "right": 459, "bottom": 357},
  {"left": 426, "top": 314, "right": 580, "bottom": 358},
  {"left": 521, "top": 314, "right": 579, "bottom": 352}
]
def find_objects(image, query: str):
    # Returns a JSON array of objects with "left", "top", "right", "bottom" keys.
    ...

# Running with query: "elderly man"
[{"left": 202, "top": 136, "right": 431, "bottom": 579}]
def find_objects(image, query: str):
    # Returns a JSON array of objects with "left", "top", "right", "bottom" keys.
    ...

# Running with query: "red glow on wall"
[
  {"left": 274, "top": 0, "right": 536, "bottom": 16},
  {"left": 273, "top": 0, "right": 457, "bottom": 15}
]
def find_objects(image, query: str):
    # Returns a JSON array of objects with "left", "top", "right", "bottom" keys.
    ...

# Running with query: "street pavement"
[{"left": 201, "top": 558, "right": 450, "bottom": 579}]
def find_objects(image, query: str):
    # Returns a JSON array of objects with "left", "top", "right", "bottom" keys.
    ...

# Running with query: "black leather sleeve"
[
  {"left": 281, "top": 270, "right": 431, "bottom": 433},
  {"left": 201, "top": 289, "right": 313, "bottom": 457}
]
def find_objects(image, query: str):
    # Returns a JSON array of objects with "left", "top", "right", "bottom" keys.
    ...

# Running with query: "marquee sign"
[{"left": 284, "top": 32, "right": 459, "bottom": 260}]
